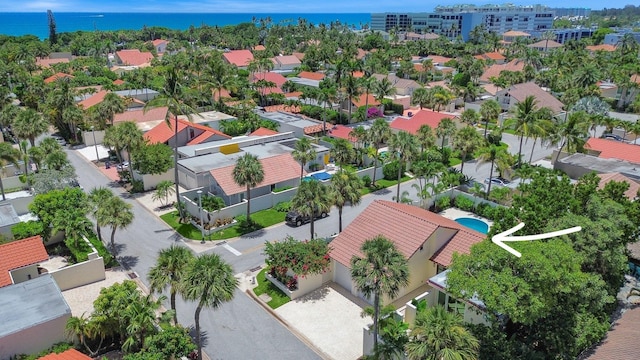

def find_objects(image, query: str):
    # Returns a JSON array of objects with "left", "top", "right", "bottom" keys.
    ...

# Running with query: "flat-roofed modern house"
[{"left": 0, "top": 275, "right": 71, "bottom": 359}]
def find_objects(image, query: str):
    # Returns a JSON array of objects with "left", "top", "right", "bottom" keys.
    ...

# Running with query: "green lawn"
[
  {"left": 252, "top": 268, "right": 291, "bottom": 309},
  {"left": 375, "top": 176, "right": 411, "bottom": 189},
  {"left": 160, "top": 208, "right": 286, "bottom": 241}
]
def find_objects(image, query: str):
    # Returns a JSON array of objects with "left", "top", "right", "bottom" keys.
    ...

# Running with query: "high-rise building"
[{"left": 371, "top": 4, "right": 555, "bottom": 41}]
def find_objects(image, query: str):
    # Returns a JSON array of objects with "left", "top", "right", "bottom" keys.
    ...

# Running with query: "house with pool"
[{"left": 328, "top": 200, "right": 490, "bottom": 324}]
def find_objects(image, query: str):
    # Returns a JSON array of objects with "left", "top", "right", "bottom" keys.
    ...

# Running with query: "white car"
[
  {"left": 51, "top": 136, "right": 66, "bottom": 146},
  {"left": 116, "top": 162, "right": 130, "bottom": 171}
]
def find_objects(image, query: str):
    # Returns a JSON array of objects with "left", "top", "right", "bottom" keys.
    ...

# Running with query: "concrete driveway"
[{"left": 275, "top": 283, "right": 371, "bottom": 360}]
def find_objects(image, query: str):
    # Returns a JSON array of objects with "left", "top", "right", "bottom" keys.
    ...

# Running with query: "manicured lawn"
[
  {"left": 375, "top": 176, "right": 411, "bottom": 189},
  {"left": 252, "top": 268, "right": 291, "bottom": 309},
  {"left": 160, "top": 208, "right": 286, "bottom": 241}
]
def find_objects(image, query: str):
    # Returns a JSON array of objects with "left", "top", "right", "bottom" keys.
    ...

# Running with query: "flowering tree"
[{"left": 264, "top": 236, "right": 331, "bottom": 290}]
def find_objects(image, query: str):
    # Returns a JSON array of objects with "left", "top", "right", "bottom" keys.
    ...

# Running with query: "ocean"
[{"left": 0, "top": 12, "right": 371, "bottom": 39}]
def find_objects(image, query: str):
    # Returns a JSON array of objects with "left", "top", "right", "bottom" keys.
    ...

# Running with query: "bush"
[
  {"left": 12, "top": 220, "right": 44, "bottom": 240},
  {"left": 201, "top": 195, "right": 226, "bottom": 212},
  {"left": 383, "top": 160, "right": 405, "bottom": 180},
  {"left": 475, "top": 203, "right": 496, "bottom": 220},
  {"left": 455, "top": 195, "right": 475, "bottom": 211},
  {"left": 273, "top": 186, "right": 293, "bottom": 193},
  {"left": 361, "top": 175, "right": 372, "bottom": 187},
  {"left": 274, "top": 201, "right": 291, "bottom": 212},
  {"left": 436, "top": 196, "right": 451, "bottom": 211},
  {"left": 131, "top": 179, "right": 144, "bottom": 193}
]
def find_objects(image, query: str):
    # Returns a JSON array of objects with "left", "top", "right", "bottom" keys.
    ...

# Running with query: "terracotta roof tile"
[
  {"left": 479, "top": 59, "right": 526, "bottom": 83},
  {"left": 252, "top": 45, "right": 266, "bottom": 51},
  {"left": 152, "top": 39, "right": 168, "bottom": 47},
  {"left": 482, "top": 51, "right": 506, "bottom": 60},
  {"left": 116, "top": 49, "right": 154, "bottom": 66},
  {"left": 112, "top": 79, "right": 125, "bottom": 85},
  {"left": 78, "top": 90, "right": 109, "bottom": 109},
  {"left": 36, "top": 58, "right": 69, "bottom": 67},
  {"left": 249, "top": 127, "right": 279, "bottom": 136},
  {"left": 0, "top": 236, "right": 48, "bottom": 287},
  {"left": 596, "top": 173, "right": 640, "bottom": 201},
  {"left": 252, "top": 72, "right": 288, "bottom": 88},
  {"left": 298, "top": 71, "right": 325, "bottom": 81},
  {"left": 501, "top": 81, "right": 565, "bottom": 113},
  {"left": 587, "top": 306, "right": 640, "bottom": 359},
  {"left": 304, "top": 123, "right": 332, "bottom": 135},
  {"left": 502, "top": 30, "right": 531, "bottom": 37},
  {"left": 327, "top": 124, "right": 357, "bottom": 142},
  {"left": 292, "top": 52, "right": 305, "bottom": 61},
  {"left": 273, "top": 55, "right": 301, "bottom": 66},
  {"left": 330, "top": 200, "right": 484, "bottom": 267},
  {"left": 114, "top": 107, "right": 168, "bottom": 124},
  {"left": 586, "top": 44, "right": 616, "bottom": 52},
  {"left": 528, "top": 40, "right": 563, "bottom": 49},
  {"left": 352, "top": 71, "right": 365, "bottom": 78},
  {"left": 222, "top": 50, "right": 254, "bottom": 67},
  {"left": 391, "top": 109, "right": 456, "bottom": 134},
  {"left": 426, "top": 55, "right": 452, "bottom": 65},
  {"left": 352, "top": 93, "right": 380, "bottom": 108},
  {"left": 284, "top": 91, "right": 303, "bottom": 98},
  {"left": 44, "top": 73, "right": 74, "bottom": 84},
  {"left": 145, "top": 118, "right": 230, "bottom": 144},
  {"left": 210, "top": 153, "right": 302, "bottom": 196},
  {"left": 586, "top": 138, "right": 640, "bottom": 164},
  {"left": 264, "top": 104, "right": 301, "bottom": 113},
  {"left": 39, "top": 349, "right": 92, "bottom": 360}
]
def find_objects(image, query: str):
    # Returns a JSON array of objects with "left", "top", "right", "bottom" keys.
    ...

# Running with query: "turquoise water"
[
  {"left": 455, "top": 217, "right": 489, "bottom": 234},
  {"left": 0, "top": 12, "right": 371, "bottom": 39}
]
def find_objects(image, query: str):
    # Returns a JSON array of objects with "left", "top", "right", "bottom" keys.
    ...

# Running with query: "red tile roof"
[
  {"left": 210, "top": 153, "right": 303, "bottom": 196},
  {"left": 352, "top": 71, "right": 365, "bottom": 78},
  {"left": 292, "top": 52, "right": 305, "bottom": 61},
  {"left": 327, "top": 124, "right": 357, "bottom": 142},
  {"left": 222, "top": 50, "right": 254, "bottom": 67},
  {"left": 356, "top": 48, "right": 368, "bottom": 60},
  {"left": 586, "top": 44, "right": 616, "bottom": 52},
  {"left": 330, "top": 200, "right": 484, "bottom": 267},
  {"left": 152, "top": 39, "right": 167, "bottom": 47},
  {"left": 501, "top": 81, "right": 565, "bottom": 114},
  {"left": 263, "top": 104, "right": 301, "bottom": 113},
  {"left": 479, "top": 59, "right": 526, "bottom": 83},
  {"left": 304, "top": 123, "right": 332, "bottom": 135},
  {"left": 0, "top": 236, "right": 48, "bottom": 287},
  {"left": 252, "top": 72, "right": 288, "bottom": 88},
  {"left": 284, "top": 91, "right": 303, "bottom": 98},
  {"left": 586, "top": 138, "right": 640, "bottom": 164},
  {"left": 39, "top": 349, "right": 92, "bottom": 360},
  {"left": 114, "top": 107, "right": 168, "bottom": 124},
  {"left": 249, "top": 127, "right": 279, "bottom": 136},
  {"left": 36, "top": 58, "right": 69, "bottom": 68},
  {"left": 391, "top": 109, "right": 456, "bottom": 134},
  {"left": 112, "top": 79, "right": 125, "bottom": 85},
  {"left": 252, "top": 45, "right": 266, "bottom": 51},
  {"left": 145, "top": 118, "right": 231, "bottom": 144},
  {"left": 502, "top": 30, "right": 531, "bottom": 37},
  {"left": 427, "top": 55, "right": 453, "bottom": 65},
  {"left": 352, "top": 93, "right": 380, "bottom": 108},
  {"left": 587, "top": 306, "right": 640, "bottom": 359},
  {"left": 482, "top": 51, "right": 506, "bottom": 60},
  {"left": 78, "top": 89, "right": 109, "bottom": 109},
  {"left": 597, "top": 173, "right": 640, "bottom": 200},
  {"left": 116, "top": 49, "right": 154, "bottom": 66},
  {"left": 44, "top": 72, "right": 74, "bottom": 84},
  {"left": 273, "top": 55, "right": 301, "bottom": 66},
  {"left": 298, "top": 71, "right": 325, "bottom": 81},
  {"left": 528, "top": 40, "right": 563, "bottom": 49}
]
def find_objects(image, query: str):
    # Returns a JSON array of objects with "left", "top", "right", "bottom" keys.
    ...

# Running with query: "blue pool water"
[
  {"left": 455, "top": 217, "right": 489, "bottom": 234},
  {"left": 311, "top": 172, "right": 332, "bottom": 181}
]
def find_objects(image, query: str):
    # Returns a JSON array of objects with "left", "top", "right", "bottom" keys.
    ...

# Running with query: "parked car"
[
  {"left": 285, "top": 209, "right": 327, "bottom": 227},
  {"left": 51, "top": 135, "right": 66, "bottom": 146},
  {"left": 116, "top": 161, "right": 130, "bottom": 171},
  {"left": 602, "top": 133, "right": 623, "bottom": 141},
  {"left": 484, "top": 177, "right": 510, "bottom": 186},
  {"left": 459, "top": 180, "right": 486, "bottom": 193}
]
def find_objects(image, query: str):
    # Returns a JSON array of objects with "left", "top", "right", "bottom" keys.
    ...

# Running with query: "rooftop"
[
  {"left": 258, "top": 111, "right": 319, "bottom": 129},
  {"left": 586, "top": 305, "right": 640, "bottom": 359},
  {"left": 115, "top": 49, "right": 154, "bottom": 66},
  {"left": 0, "top": 275, "right": 70, "bottom": 338},
  {"left": 391, "top": 109, "right": 457, "bottom": 134},
  {"left": 223, "top": 50, "right": 254, "bottom": 67},
  {"left": 501, "top": 81, "right": 565, "bottom": 114},
  {"left": 559, "top": 153, "right": 640, "bottom": 181},
  {"left": 38, "top": 349, "right": 92, "bottom": 360},
  {"left": 586, "top": 138, "right": 640, "bottom": 164},
  {"left": 0, "top": 236, "right": 49, "bottom": 288},
  {"left": 596, "top": 173, "right": 640, "bottom": 201}
]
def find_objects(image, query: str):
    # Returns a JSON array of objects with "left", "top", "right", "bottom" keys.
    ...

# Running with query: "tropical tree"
[
  {"left": 351, "top": 236, "right": 409, "bottom": 353},
  {"left": 350, "top": 126, "right": 368, "bottom": 167},
  {"left": 182, "top": 253, "right": 237, "bottom": 360},
  {"left": 550, "top": 111, "right": 591, "bottom": 164},
  {"left": 232, "top": 153, "right": 264, "bottom": 224},
  {"left": 435, "top": 117, "right": 457, "bottom": 150},
  {"left": 148, "top": 244, "right": 195, "bottom": 325},
  {"left": 291, "top": 179, "right": 332, "bottom": 240},
  {"left": 291, "top": 137, "right": 316, "bottom": 179},
  {"left": 88, "top": 187, "right": 115, "bottom": 243},
  {"left": 503, "top": 96, "right": 542, "bottom": 167},
  {"left": 109, "top": 121, "right": 144, "bottom": 180},
  {"left": 12, "top": 108, "right": 49, "bottom": 146},
  {"left": 367, "top": 118, "right": 391, "bottom": 186},
  {"left": 459, "top": 108, "right": 480, "bottom": 127},
  {"left": 98, "top": 92, "right": 127, "bottom": 126},
  {"left": 389, "top": 131, "right": 418, "bottom": 203},
  {"left": 416, "top": 124, "right": 436, "bottom": 152},
  {"left": 480, "top": 99, "right": 501, "bottom": 138},
  {"left": 152, "top": 180, "right": 175, "bottom": 207},
  {"left": 453, "top": 125, "right": 484, "bottom": 173},
  {"left": 411, "top": 87, "right": 432, "bottom": 110},
  {"left": 98, "top": 195, "right": 134, "bottom": 253},
  {"left": 406, "top": 305, "right": 479, "bottom": 360},
  {"left": 329, "top": 169, "right": 362, "bottom": 233},
  {"left": 0, "top": 142, "right": 20, "bottom": 201},
  {"left": 374, "top": 77, "right": 396, "bottom": 112},
  {"left": 330, "top": 137, "right": 355, "bottom": 166},
  {"left": 476, "top": 144, "right": 511, "bottom": 198}
]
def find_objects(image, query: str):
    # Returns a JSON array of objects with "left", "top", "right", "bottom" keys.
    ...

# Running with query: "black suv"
[{"left": 285, "top": 209, "right": 327, "bottom": 227}]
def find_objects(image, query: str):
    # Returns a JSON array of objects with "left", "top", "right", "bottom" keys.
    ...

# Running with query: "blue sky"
[{"left": 0, "top": 1, "right": 606, "bottom": 13}]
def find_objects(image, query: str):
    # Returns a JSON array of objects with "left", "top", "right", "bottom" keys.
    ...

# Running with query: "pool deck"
[{"left": 439, "top": 208, "right": 494, "bottom": 229}]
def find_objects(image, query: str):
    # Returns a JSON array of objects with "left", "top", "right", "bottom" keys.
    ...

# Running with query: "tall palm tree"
[
  {"left": 374, "top": 77, "right": 396, "bottom": 113},
  {"left": 389, "top": 131, "right": 418, "bottom": 203},
  {"left": 503, "top": 95, "right": 540, "bottom": 167},
  {"left": 435, "top": 118, "right": 457, "bottom": 150},
  {"left": 330, "top": 137, "right": 356, "bottom": 167},
  {"left": 232, "top": 153, "right": 264, "bottom": 224},
  {"left": 317, "top": 81, "right": 337, "bottom": 135},
  {"left": 148, "top": 244, "right": 194, "bottom": 325},
  {"left": 349, "top": 126, "right": 368, "bottom": 167},
  {"left": 12, "top": 108, "right": 49, "bottom": 147},
  {"left": 550, "top": 111, "right": 591, "bottom": 164},
  {"left": 344, "top": 74, "right": 361, "bottom": 122},
  {"left": 351, "top": 236, "right": 409, "bottom": 353},
  {"left": 116, "top": 121, "right": 144, "bottom": 180},
  {"left": 291, "top": 137, "right": 316, "bottom": 179},
  {"left": 0, "top": 142, "right": 20, "bottom": 201},
  {"left": 480, "top": 99, "right": 501, "bottom": 138},
  {"left": 411, "top": 88, "right": 431, "bottom": 110},
  {"left": 144, "top": 65, "right": 199, "bottom": 222},
  {"left": 99, "top": 92, "right": 127, "bottom": 126},
  {"left": 367, "top": 118, "right": 391, "bottom": 186},
  {"left": 88, "top": 187, "right": 115, "bottom": 243},
  {"left": 476, "top": 144, "right": 511, "bottom": 198},
  {"left": 453, "top": 126, "right": 484, "bottom": 173},
  {"left": 329, "top": 169, "right": 362, "bottom": 233},
  {"left": 99, "top": 196, "right": 134, "bottom": 254},
  {"left": 291, "top": 179, "right": 332, "bottom": 240},
  {"left": 416, "top": 124, "right": 436, "bottom": 152},
  {"left": 406, "top": 305, "right": 479, "bottom": 360},
  {"left": 182, "top": 253, "right": 237, "bottom": 360}
]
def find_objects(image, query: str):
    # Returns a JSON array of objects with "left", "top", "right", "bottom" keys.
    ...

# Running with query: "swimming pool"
[
  {"left": 455, "top": 217, "right": 489, "bottom": 234},
  {"left": 303, "top": 172, "right": 332, "bottom": 182}
]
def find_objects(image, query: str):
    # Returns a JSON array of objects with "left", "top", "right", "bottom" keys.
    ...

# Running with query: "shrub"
[
  {"left": 273, "top": 186, "right": 293, "bottom": 193},
  {"left": 383, "top": 160, "right": 405, "bottom": 180},
  {"left": 475, "top": 203, "right": 496, "bottom": 219},
  {"left": 264, "top": 235, "right": 331, "bottom": 278},
  {"left": 12, "top": 220, "right": 44, "bottom": 240},
  {"left": 361, "top": 175, "right": 372, "bottom": 188},
  {"left": 131, "top": 179, "right": 144, "bottom": 193},
  {"left": 274, "top": 201, "right": 291, "bottom": 212},
  {"left": 436, "top": 196, "right": 451, "bottom": 211},
  {"left": 455, "top": 195, "right": 475, "bottom": 211},
  {"left": 201, "top": 195, "right": 226, "bottom": 212}
]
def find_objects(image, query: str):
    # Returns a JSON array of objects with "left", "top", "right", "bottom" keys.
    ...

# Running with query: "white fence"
[{"left": 49, "top": 236, "right": 106, "bottom": 291}]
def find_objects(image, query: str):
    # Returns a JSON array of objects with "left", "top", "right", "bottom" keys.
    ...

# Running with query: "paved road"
[{"left": 66, "top": 149, "right": 322, "bottom": 360}]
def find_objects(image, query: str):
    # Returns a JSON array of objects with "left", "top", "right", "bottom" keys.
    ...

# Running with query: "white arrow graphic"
[{"left": 492, "top": 223, "right": 582, "bottom": 257}]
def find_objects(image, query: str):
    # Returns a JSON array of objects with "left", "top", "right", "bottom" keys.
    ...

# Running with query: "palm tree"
[
  {"left": 88, "top": 187, "right": 115, "bottom": 243},
  {"left": 389, "top": 131, "right": 418, "bottom": 203},
  {"left": 152, "top": 180, "right": 175, "bottom": 207},
  {"left": 406, "top": 305, "right": 479, "bottom": 360},
  {"left": 550, "top": 111, "right": 591, "bottom": 164},
  {"left": 12, "top": 108, "right": 49, "bottom": 147},
  {"left": 232, "top": 153, "right": 264, "bottom": 224},
  {"left": 351, "top": 236, "right": 409, "bottom": 353},
  {"left": 329, "top": 169, "right": 362, "bottom": 233},
  {"left": 411, "top": 88, "right": 431, "bottom": 110},
  {"left": 0, "top": 142, "right": 20, "bottom": 201},
  {"left": 416, "top": 124, "right": 436, "bottom": 152},
  {"left": 453, "top": 126, "right": 484, "bottom": 173},
  {"left": 349, "top": 126, "right": 368, "bottom": 167},
  {"left": 374, "top": 77, "right": 396, "bottom": 113},
  {"left": 148, "top": 244, "right": 194, "bottom": 325},
  {"left": 291, "top": 137, "right": 316, "bottom": 179},
  {"left": 112, "top": 121, "right": 144, "bottom": 180},
  {"left": 476, "top": 144, "right": 511, "bottom": 198},
  {"left": 344, "top": 74, "right": 362, "bottom": 122},
  {"left": 330, "top": 138, "right": 356, "bottom": 167},
  {"left": 459, "top": 109, "right": 480, "bottom": 127},
  {"left": 144, "top": 65, "right": 199, "bottom": 222},
  {"left": 182, "top": 253, "right": 237, "bottom": 360},
  {"left": 367, "top": 118, "right": 391, "bottom": 186},
  {"left": 99, "top": 196, "right": 134, "bottom": 254},
  {"left": 99, "top": 92, "right": 127, "bottom": 126},
  {"left": 503, "top": 95, "right": 540, "bottom": 167},
  {"left": 291, "top": 179, "right": 332, "bottom": 239},
  {"left": 480, "top": 99, "right": 501, "bottom": 138},
  {"left": 435, "top": 118, "right": 457, "bottom": 150}
]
